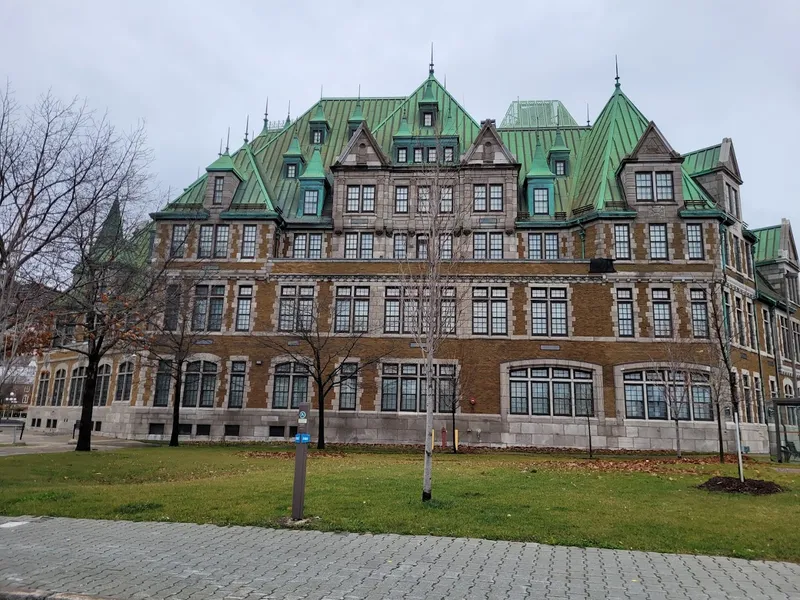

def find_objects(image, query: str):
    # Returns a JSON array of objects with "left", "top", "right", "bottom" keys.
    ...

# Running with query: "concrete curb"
[{"left": 0, "top": 590, "right": 112, "bottom": 600}]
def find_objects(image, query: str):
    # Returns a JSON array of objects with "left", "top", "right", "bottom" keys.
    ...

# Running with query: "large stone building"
[{"left": 26, "top": 66, "right": 800, "bottom": 453}]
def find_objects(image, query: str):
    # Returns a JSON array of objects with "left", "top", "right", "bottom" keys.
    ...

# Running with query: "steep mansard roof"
[
  {"left": 752, "top": 220, "right": 798, "bottom": 265},
  {"left": 160, "top": 75, "right": 720, "bottom": 220}
]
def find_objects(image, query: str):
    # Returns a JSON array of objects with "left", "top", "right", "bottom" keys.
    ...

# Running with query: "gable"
[
  {"left": 628, "top": 122, "right": 680, "bottom": 161},
  {"left": 719, "top": 138, "right": 742, "bottom": 182},
  {"left": 333, "top": 123, "right": 390, "bottom": 168},
  {"left": 461, "top": 121, "right": 518, "bottom": 166}
]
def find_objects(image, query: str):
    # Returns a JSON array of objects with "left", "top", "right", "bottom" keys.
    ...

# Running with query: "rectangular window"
[
  {"left": 278, "top": 286, "right": 314, "bottom": 332},
  {"left": 473, "top": 185, "right": 487, "bottom": 211},
  {"left": 472, "top": 288, "right": 507, "bottom": 335},
  {"left": 528, "top": 233, "right": 542, "bottom": 260},
  {"left": 747, "top": 302, "right": 757, "bottom": 349},
  {"left": 335, "top": 287, "right": 370, "bottom": 333},
  {"left": 213, "top": 176, "right": 224, "bottom": 205},
  {"left": 440, "top": 187, "right": 453, "bottom": 213},
  {"left": 439, "top": 234, "right": 452, "bottom": 259},
  {"left": 153, "top": 360, "right": 172, "bottom": 407},
  {"left": 635, "top": 172, "right": 653, "bottom": 201},
  {"left": 736, "top": 297, "right": 746, "bottom": 346},
  {"left": 346, "top": 186, "right": 360, "bottom": 212},
  {"left": 555, "top": 160, "right": 566, "bottom": 176},
  {"left": 339, "top": 363, "right": 357, "bottom": 410},
  {"left": 170, "top": 225, "right": 187, "bottom": 258},
  {"left": 413, "top": 148, "right": 423, "bottom": 163},
  {"left": 192, "top": 284, "right": 225, "bottom": 331},
  {"left": 235, "top": 285, "right": 252, "bottom": 331},
  {"left": 655, "top": 172, "right": 674, "bottom": 200},
  {"left": 473, "top": 232, "right": 487, "bottom": 260},
  {"left": 198, "top": 225, "right": 213, "bottom": 258},
  {"left": 397, "top": 147, "right": 407, "bottom": 163},
  {"left": 531, "top": 288, "right": 568, "bottom": 336},
  {"left": 444, "top": 147, "right": 454, "bottom": 162},
  {"left": 384, "top": 288, "right": 400, "bottom": 333},
  {"left": 533, "top": 188, "right": 549, "bottom": 214},
  {"left": 614, "top": 224, "right": 630, "bottom": 260},
  {"left": 228, "top": 361, "right": 246, "bottom": 408},
  {"left": 489, "top": 184, "right": 503, "bottom": 211},
  {"left": 763, "top": 309, "right": 774, "bottom": 354},
  {"left": 489, "top": 232, "right": 503, "bottom": 259},
  {"left": 293, "top": 233, "right": 307, "bottom": 258},
  {"left": 361, "top": 185, "right": 375, "bottom": 212},
  {"left": 686, "top": 224, "right": 704, "bottom": 259},
  {"left": 393, "top": 234, "right": 407, "bottom": 259},
  {"left": 617, "top": 288, "right": 634, "bottom": 337},
  {"left": 416, "top": 235, "right": 428, "bottom": 259},
  {"left": 241, "top": 225, "right": 257, "bottom": 259},
  {"left": 395, "top": 186, "right": 408, "bottom": 213},
  {"left": 418, "top": 187, "right": 430, "bottom": 213},
  {"left": 360, "top": 233, "right": 373, "bottom": 259},
  {"left": 652, "top": 289, "right": 672, "bottom": 338},
  {"left": 649, "top": 224, "right": 668, "bottom": 259},
  {"left": 344, "top": 233, "right": 358, "bottom": 259},
  {"left": 308, "top": 234, "right": 322, "bottom": 259},
  {"left": 303, "top": 190, "right": 318, "bottom": 215},
  {"left": 213, "top": 225, "right": 229, "bottom": 258},
  {"left": 286, "top": 163, "right": 297, "bottom": 178},
  {"left": 690, "top": 290, "right": 709, "bottom": 338},
  {"left": 423, "top": 112, "right": 433, "bottom": 127},
  {"left": 427, "top": 147, "right": 437, "bottom": 163},
  {"left": 544, "top": 233, "right": 559, "bottom": 260}
]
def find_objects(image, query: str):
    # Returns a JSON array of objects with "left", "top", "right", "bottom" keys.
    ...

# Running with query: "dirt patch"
[
  {"left": 524, "top": 456, "right": 751, "bottom": 475},
  {"left": 238, "top": 450, "right": 347, "bottom": 460},
  {"left": 697, "top": 476, "right": 784, "bottom": 495}
]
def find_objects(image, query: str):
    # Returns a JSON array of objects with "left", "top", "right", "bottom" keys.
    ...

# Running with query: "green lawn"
[{"left": 0, "top": 445, "right": 797, "bottom": 562}]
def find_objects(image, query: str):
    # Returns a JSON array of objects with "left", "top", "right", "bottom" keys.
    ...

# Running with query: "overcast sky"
[{"left": 3, "top": 0, "right": 799, "bottom": 230}]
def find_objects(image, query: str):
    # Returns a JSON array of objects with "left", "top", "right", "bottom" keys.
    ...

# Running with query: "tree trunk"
[
  {"left": 674, "top": 417, "right": 682, "bottom": 459},
  {"left": 169, "top": 362, "right": 183, "bottom": 447},
  {"left": 422, "top": 349, "right": 435, "bottom": 501},
  {"left": 75, "top": 355, "right": 99, "bottom": 452},
  {"left": 716, "top": 402, "right": 725, "bottom": 463},
  {"left": 317, "top": 377, "right": 325, "bottom": 450}
]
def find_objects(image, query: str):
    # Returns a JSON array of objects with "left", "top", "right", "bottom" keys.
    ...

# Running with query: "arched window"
[
  {"left": 509, "top": 366, "right": 594, "bottom": 417},
  {"left": 182, "top": 361, "right": 217, "bottom": 408},
  {"left": 35, "top": 371, "right": 50, "bottom": 406},
  {"left": 785, "top": 383, "right": 795, "bottom": 398},
  {"left": 623, "top": 370, "right": 712, "bottom": 421},
  {"left": 115, "top": 362, "right": 134, "bottom": 403},
  {"left": 68, "top": 367, "right": 86, "bottom": 406},
  {"left": 272, "top": 362, "right": 309, "bottom": 409},
  {"left": 51, "top": 369, "right": 66, "bottom": 406},
  {"left": 94, "top": 364, "right": 111, "bottom": 406}
]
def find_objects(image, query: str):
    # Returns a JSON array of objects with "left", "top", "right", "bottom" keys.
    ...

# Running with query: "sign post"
[{"left": 291, "top": 402, "right": 310, "bottom": 520}]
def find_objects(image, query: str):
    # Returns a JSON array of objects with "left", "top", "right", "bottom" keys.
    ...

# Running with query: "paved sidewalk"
[
  {"left": 0, "top": 433, "right": 146, "bottom": 457},
  {"left": 1, "top": 517, "right": 798, "bottom": 600}
]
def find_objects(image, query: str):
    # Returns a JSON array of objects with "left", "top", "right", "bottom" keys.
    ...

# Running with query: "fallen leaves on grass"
[
  {"left": 524, "top": 456, "right": 750, "bottom": 475},
  {"left": 238, "top": 451, "right": 347, "bottom": 460}
]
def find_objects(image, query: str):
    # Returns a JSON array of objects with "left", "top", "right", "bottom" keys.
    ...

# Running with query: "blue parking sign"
[{"left": 295, "top": 433, "right": 311, "bottom": 444}]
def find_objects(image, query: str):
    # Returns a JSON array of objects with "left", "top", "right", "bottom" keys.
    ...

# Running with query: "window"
[
  {"left": 346, "top": 186, "right": 360, "bottom": 212},
  {"left": 489, "top": 184, "right": 503, "bottom": 211},
  {"left": 339, "top": 363, "right": 357, "bottom": 410},
  {"left": 473, "top": 233, "right": 487, "bottom": 259},
  {"left": 272, "top": 362, "right": 308, "bottom": 409},
  {"left": 344, "top": 232, "right": 373, "bottom": 259},
  {"left": 94, "top": 364, "right": 111, "bottom": 406},
  {"left": 35, "top": 371, "right": 50, "bottom": 406},
  {"left": 690, "top": 290, "right": 709, "bottom": 338},
  {"left": 509, "top": 367, "right": 594, "bottom": 417},
  {"left": 228, "top": 361, "right": 246, "bottom": 408},
  {"left": 444, "top": 147, "right": 454, "bottom": 162},
  {"left": 393, "top": 234, "right": 407, "bottom": 259},
  {"left": 472, "top": 287, "right": 507, "bottom": 335},
  {"left": 439, "top": 234, "right": 453, "bottom": 259},
  {"left": 384, "top": 287, "right": 401, "bottom": 333},
  {"left": 413, "top": 148, "right": 423, "bottom": 163},
  {"left": 416, "top": 235, "right": 428, "bottom": 259},
  {"left": 655, "top": 172, "right": 674, "bottom": 200},
  {"left": 427, "top": 147, "right": 437, "bottom": 163},
  {"left": 149, "top": 423, "right": 165, "bottom": 435},
  {"left": 747, "top": 302, "right": 757, "bottom": 349},
  {"left": 440, "top": 187, "right": 453, "bottom": 213},
  {"left": 395, "top": 186, "right": 409, "bottom": 213},
  {"left": 742, "top": 373, "right": 753, "bottom": 423},
  {"left": 293, "top": 233, "right": 323, "bottom": 259},
  {"left": 635, "top": 172, "right": 653, "bottom": 200},
  {"left": 617, "top": 289, "right": 635, "bottom": 337},
  {"left": 51, "top": 369, "right": 66, "bottom": 406},
  {"left": 213, "top": 176, "right": 224, "bottom": 205},
  {"left": 614, "top": 225, "right": 631, "bottom": 260},
  {"left": 779, "top": 315, "right": 790, "bottom": 357},
  {"left": 736, "top": 297, "right": 746, "bottom": 346},
  {"left": 649, "top": 224, "right": 668, "bottom": 259},
  {"left": 686, "top": 224, "right": 704, "bottom": 259},
  {"left": 361, "top": 185, "right": 375, "bottom": 212},
  {"left": 763, "top": 309, "right": 774, "bottom": 354},
  {"left": 335, "top": 286, "right": 370, "bottom": 333},
  {"left": 196, "top": 424, "right": 211, "bottom": 436},
  {"left": 279, "top": 286, "right": 314, "bottom": 332},
  {"left": 473, "top": 185, "right": 487, "bottom": 211},
  {"left": 192, "top": 285, "right": 225, "bottom": 331},
  {"left": 397, "top": 147, "right": 407, "bottom": 163},
  {"left": 533, "top": 188, "right": 549, "bottom": 215},
  {"left": 380, "top": 362, "right": 456, "bottom": 413},
  {"left": 531, "top": 288, "right": 568, "bottom": 336},
  {"left": 303, "top": 190, "right": 319, "bottom": 216},
  {"left": 241, "top": 225, "right": 257, "bottom": 259},
  {"left": 527, "top": 233, "right": 559, "bottom": 260},
  {"left": 733, "top": 236, "right": 742, "bottom": 272},
  {"left": 198, "top": 225, "right": 229, "bottom": 259},
  {"left": 286, "top": 163, "right": 297, "bottom": 179},
  {"left": 224, "top": 424, "right": 240, "bottom": 437},
  {"left": 312, "top": 129, "right": 322, "bottom": 144},
  {"left": 652, "top": 289, "right": 672, "bottom": 338},
  {"left": 418, "top": 187, "right": 430, "bottom": 213},
  {"left": 235, "top": 285, "right": 253, "bottom": 331},
  {"left": 489, "top": 232, "right": 503, "bottom": 259},
  {"left": 624, "top": 370, "right": 712, "bottom": 421},
  {"left": 423, "top": 112, "right": 433, "bottom": 127},
  {"left": 115, "top": 362, "right": 134, "bottom": 403},
  {"left": 554, "top": 160, "right": 566, "bottom": 176},
  {"left": 68, "top": 367, "right": 86, "bottom": 406},
  {"left": 383, "top": 287, "right": 451, "bottom": 335},
  {"left": 170, "top": 225, "right": 187, "bottom": 258},
  {"left": 183, "top": 361, "right": 217, "bottom": 408},
  {"left": 153, "top": 360, "right": 171, "bottom": 407},
  {"left": 754, "top": 376, "right": 765, "bottom": 423}
]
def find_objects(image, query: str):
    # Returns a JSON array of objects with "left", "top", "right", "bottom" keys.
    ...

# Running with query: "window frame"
[
  {"left": 686, "top": 223, "right": 704, "bottom": 260},
  {"left": 649, "top": 224, "right": 668, "bottom": 260},
  {"left": 212, "top": 176, "right": 224, "bottom": 205},
  {"left": 530, "top": 287, "right": 569, "bottom": 337},
  {"left": 614, "top": 224, "right": 631, "bottom": 260},
  {"left": 240, "top": 224, "right": 257, "bottom": 259}
]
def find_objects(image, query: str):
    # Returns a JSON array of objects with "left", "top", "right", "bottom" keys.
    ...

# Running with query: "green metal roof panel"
[
  {"left": 683, "top": 144, "right": 721, "bottom": 176},
  {"left": 753, "top": 225, "right": 782, "bottom": 263},
  {"left": 299, "top": 146, "right": 326, "bottom": 179},
  {"left": 526, "top": 137, "right": 554, "bottom": 178},
  {"left": 499, "top": 100, "right": 579, "bottom": 128}
]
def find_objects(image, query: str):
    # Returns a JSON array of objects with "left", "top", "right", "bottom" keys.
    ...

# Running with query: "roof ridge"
[
  {"left": 683, "top": 142, "right": 722, "bottom": 157},
  {"left": 243, "top": 144, "right": 275, "bottom": 212}
]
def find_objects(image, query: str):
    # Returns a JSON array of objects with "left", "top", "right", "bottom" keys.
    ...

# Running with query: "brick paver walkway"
[{"left": 1, "top": 517, "right": 798, "bottom": 599}]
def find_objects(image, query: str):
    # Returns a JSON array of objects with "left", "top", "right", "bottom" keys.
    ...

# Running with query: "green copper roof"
[
  {"left": 500, "top": 100, "right": 579, "bottom": 128},
  {"left": 441, "top": 110, "right": 457, "bottom": 136},
  {"left": 283, "top": 135, "right": 304, "bottom": 158},
  {"left": 349, "top": 102, "right": 365, "bottom": 123},
  {"left": 395, "top": 113, "right": 412, "bottom": 137},
  {"left": 206, "top": 152, "right": 244, "bottom": 179},
  {"left": 299, "top": 146, "right": 326, "bottom": 179},
  {"left": 527, "top": 136, "right": 554, "bottom": 178},
  {"left": 753, "top": 226, "right": 782, "bottom": 263},
  {"left": 309, "top": 102, "right": 328, "bottom": 124},
  {"left": 421, "top": 79, "right": 437, "bottom": 104},
  {"left": 549, "top": 130, "right": 569, "bottom": 153},
  {"left": 683, "top": 144, "right": 721, "bottom": 177}
]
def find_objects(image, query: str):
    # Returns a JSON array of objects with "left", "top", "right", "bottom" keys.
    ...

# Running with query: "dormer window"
[
  {"left": 312, "top": 129, "right": 323, "bottom": 144},
  {"left": 533, "top": 189, "right": 549, "bottom": 215},
  {"left": 555, "top": 160, "right": 566, "bottom": 176},
  {"left": 286, "top": 164, "right": 297, "bottom": 179},
  {"left": 444, "top": 147, "right": 454, "bottom": 162},
  {"left": 427, "top": 147, "right": 437, "bottom": 163},
  {"left": 423, "top": 112, "right": 433, "bottom": 127},
  {"left": 414, "top": 148, "right": 423, "bottom": 163},
  {"left": 303, "top": 190, "right": 318, "bottom": 216},
  {"left": 397, "top": 147, "right": 407, "bottom": 163},
  {"left": 213, "top": 177, "right": 224, "bottom": 205},
  {"left": 635, "top": 172, "right": 674, "bottom": 202}
]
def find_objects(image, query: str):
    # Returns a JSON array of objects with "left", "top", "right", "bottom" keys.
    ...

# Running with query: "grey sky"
[{"left": 3, "top": 0, "right": 799, "bottom": 230}]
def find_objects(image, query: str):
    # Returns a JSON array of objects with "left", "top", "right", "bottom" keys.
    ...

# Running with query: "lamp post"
[{"left": 2, "top": 391, "right": 14, "bottom": 421}]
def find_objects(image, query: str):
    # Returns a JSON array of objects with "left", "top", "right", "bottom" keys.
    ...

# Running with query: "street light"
[{"left": 2, "top": 391, "right": 14, "bottom": 421}]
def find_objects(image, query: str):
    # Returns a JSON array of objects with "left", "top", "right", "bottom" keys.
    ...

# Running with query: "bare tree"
[{"left": 648, "top": 338, "right": 697, "bottom": 458}]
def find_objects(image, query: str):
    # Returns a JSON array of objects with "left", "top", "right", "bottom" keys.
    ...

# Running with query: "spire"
[
  {"left": 218, "top": 138, "right": 223, "bottom": 156},
  {"left": 299, "top": 145, "right": 325, "bottom": 180},
  {"left": 614, "top": 55, "right": 620, "bottom": 89},
  {"left": 285, "top": 101, "right": 292, "bottom": 127},
  {"left": 586, "top": 103, "right": 590, "bottom": 127},
  {"left": 225, "top": 127, "right": 230, "bottom": 154},
  {"left": 243, "top": 115, "right": 249, "bottom": 143},
  {"left": 550, "top": 129, "right": 569, "bottom": 153},
  {"left": 395, "top": 110, "right": 412, "bottom": 137},
  {"left": 429, "top": 43, "right": 434, "bottom": 76},
  {"left": 421, "top": 78, "right": 437, "bottom": 104},
  {"left": 262, "top": 97, "right": 269, "bottom": 131},
  {"left": 283, "top": 134, "right": 304, "bottom": 158},
  {"left": 527, "top": 135, "right": 554, "bottom": 178},
  {"left": 96, "top": 197, "right": 123, "bottom": 250},
  {"left": 310, "top": 101, "right": 328, "bottom": 124},
  {"left": 349, "top": 99, "right": 365, "bottom": 123}
]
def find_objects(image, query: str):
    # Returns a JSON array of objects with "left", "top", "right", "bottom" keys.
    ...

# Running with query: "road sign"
[
  {"left": 295, "top": 433, "right": 311, "bottom": 444},
  {"left": 298, "top": 409, "right": 307, "bottom": 424}
]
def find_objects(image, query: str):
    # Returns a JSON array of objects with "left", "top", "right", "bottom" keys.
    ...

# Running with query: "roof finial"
[
  {"left": 263, "top": 96, "right": 269, "bottom": 129},
  {"left": 614, "top": 55, "right": 620, "bottom": 89},
  {"left": 225, "top": 127, "right": 231, "bottom": 154},
  {"left": 358, "top": 84, "right": 361, "bottom": 101},
  {"left": 429, "top": 42, "right": 434, "bottom": 76},
  {"left": 320, "top": 85, "right": 323, "bottom": 99},
  {"left": 287, "top": 101, "right": 291, "bottom": 121},
  {"left": 218, "top": 138, "right": 223, "bottom": 156},
  {"left": 586, "top": 103, "right": 590, "bottom": 127},
  {"left": 243, "top": 115, "right": 249, "bottom": 143},
  {"left": 444, "top": 74, "right": 447, "bottom": 90}
]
